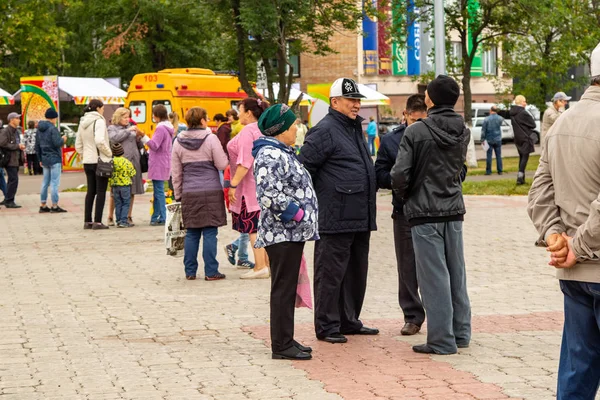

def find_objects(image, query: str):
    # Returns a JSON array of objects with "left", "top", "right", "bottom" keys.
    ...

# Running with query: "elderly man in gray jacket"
[{"left": 528, "top": 42, "right": 600, "bottom": 400}]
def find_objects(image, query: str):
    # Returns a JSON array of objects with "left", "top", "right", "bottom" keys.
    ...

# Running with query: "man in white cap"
[
  {"left": 0, "top": 112, "right": 25, "bottom": 208},
  {"left": 300, "top": 77, "right": 379, "bottom": 344},
  {"left": 528, "top": 42, "right": 600, "bottom": 399},
  {"left": 541, "top": 91, "right": 571, "bottom": 146}
]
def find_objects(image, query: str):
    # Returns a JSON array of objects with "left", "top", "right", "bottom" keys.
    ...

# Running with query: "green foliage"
[
  {"left": 502, "top": 0, "right": 600, "bottom": 110},
  {"left": 0, "top": 0, "right": 67, "bottom": 91}
]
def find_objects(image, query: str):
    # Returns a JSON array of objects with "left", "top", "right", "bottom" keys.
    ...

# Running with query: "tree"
[
  {"left": 0, "top": 0, "right": 67, "bottom": 92},
  {"left": 208, "top": 0, "right": 364, "bottom": 106},
  {"left": 390, "top": 0, "right": 516, "bottom": 124},
  {"left": 502, "top": 0, "right": 600, "bottom": 110}
]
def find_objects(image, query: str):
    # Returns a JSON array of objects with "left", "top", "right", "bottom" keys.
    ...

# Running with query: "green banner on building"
[{"left": 466, "top": 0, "right": 483, "bottom": 76}]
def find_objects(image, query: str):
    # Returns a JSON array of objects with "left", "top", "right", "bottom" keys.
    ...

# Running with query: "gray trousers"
[{"left": 411, "top": 221, "right": 471, "bottom": 354}]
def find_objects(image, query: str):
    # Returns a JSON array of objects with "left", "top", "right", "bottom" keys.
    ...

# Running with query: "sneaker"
[
  {"left": 117, "top": 222, "right": 131, "bottom": 228},
  {"left": 205, "top": 272, "right": 226, "bottom": 281},
  {"left": 224, "top": 244, "right": 238, "bottom": 265},
  {"left": 39, "top": 206, "right": 51, "bottom": 213},
  {"left": 107, "top": 218, "right": 115, "bottom": 226},
  {"left": 236, "top": 260, "right": 255, "bottom": 269},
  {"left": 127, "top": 217, "right": 135, "bottom": 227},
  {"left": 240, "top": 268, "right": 270, "bottom": 280},
  {"left": 50, "top": 206, "right": 67, "bottom": 213},
  {"left": 150, "top": 221, "right": 165, "bottom": 226}
]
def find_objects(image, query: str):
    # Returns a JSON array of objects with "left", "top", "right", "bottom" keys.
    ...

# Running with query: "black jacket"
[
  {"left": 0, "top": 126, "right": 22, "bottom": 167},
  {"left": 299, "top": 108, "right": 377, "bottom": 234},
  {"left": 509, "top": 105, "right": 536, "bottom": 154},
  {"left": 36, "top": 120, "right": 64, "bottom": 167},
  {"left": 390, "top": 107, "right": 470, "bottom": 225},
  {"left": 375, "top": 124, "right": 407, "bottom": 215}
]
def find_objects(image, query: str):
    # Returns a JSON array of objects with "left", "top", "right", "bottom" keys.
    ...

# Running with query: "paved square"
[{"left": 0, "top": 190, "right": 579, "bottom": 399}]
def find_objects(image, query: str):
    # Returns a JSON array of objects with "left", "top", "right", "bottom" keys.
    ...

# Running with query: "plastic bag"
[{"left": 165, "top": 202, "right": 186, "bottom": 257}]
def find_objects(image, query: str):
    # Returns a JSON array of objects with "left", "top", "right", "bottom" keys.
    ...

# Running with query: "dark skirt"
[{"left": 232, "top": 197, "right": 260, "bottom": 234}]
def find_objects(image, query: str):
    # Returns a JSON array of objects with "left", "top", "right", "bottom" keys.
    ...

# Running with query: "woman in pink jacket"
[
  {"left": 143, "top": 104, "right": 173, "bottom": 226},
  {"left": 227, "top": 98, "right": 270, "bottom": 279},
  {"left": 172, "top": 107, "right": 229, "bottom": 281}
]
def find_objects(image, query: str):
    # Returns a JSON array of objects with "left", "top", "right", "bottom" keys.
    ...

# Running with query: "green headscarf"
[{"left": 257, "top": 104, "right": 297, "bottom": 137}]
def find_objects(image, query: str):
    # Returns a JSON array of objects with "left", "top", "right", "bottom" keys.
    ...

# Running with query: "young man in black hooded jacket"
[{"left": 391, "top": 75, "right": 472, "bottom": 355}]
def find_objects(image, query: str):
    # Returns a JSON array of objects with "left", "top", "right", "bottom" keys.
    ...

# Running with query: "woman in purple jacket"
[{"left": 142, "top": 104, "right": 173, "bottom": 225}]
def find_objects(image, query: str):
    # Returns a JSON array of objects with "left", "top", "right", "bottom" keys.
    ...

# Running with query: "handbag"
[
  {"left": 140, "top": 149, "right": 149, "bottom": 173},
  {"left": 96, "top": 157, "right": 113, "bottom": 178}
]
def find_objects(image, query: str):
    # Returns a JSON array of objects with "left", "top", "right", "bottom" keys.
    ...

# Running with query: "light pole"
[{"left": 434, "top": 0, "right": 446, "bottom": 76}]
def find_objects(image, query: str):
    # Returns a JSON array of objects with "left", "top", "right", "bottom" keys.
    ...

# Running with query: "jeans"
[
  {"left": 40, "top": 163, "right": 62, "bottom": 206},
  {"left": 183, "top": 227, "right": 220, "bottom": 278},
  {"left": 411, "top": 221, "right": 472, "bottom": 354},
  {"left": 368, "top": 136, "right": 376, "bottom": 155},
  {"left": 231, "top": 233, "right": 250, "bottom": 262},
  {"left": 113, "top": 186, "right": 131, "bottom": 225},
  {"left": 84, "top": 164, "right": 109, "bottom": 223},
  {"left": 5, "top": 166, "right": 19, "bottom": 203},
  {"left": 485, "top": 142, "right": 503, "bottom": 174},
  {"left": 557, "top": 280, "right": 600, "bottom": 400},
  {"left": 0, "top": 169, "right": 6, "bottom": 198},
  {"left": 152, "top": 180, "right": 166, "bottom": 223}
]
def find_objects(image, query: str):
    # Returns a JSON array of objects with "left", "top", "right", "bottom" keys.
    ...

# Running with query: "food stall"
[
  {"left": 0, "top": 88, "right": 15, "bottom": 106},
  {"left": 13, "top": 76, "right": 127, "bottom": 171}
]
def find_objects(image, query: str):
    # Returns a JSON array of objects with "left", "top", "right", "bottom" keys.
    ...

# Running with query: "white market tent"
[
  {"left": 357, "top": 84, "right": 390, "bottom": 106},
  {"left": 13, "top": 77, "right": 127, "bottom": 105},
  {"left": 0, "top": 88, "right": 14, "bottom": 105},
  {"left": 258, "top": 84, "right": 314, "bottom": 106}
]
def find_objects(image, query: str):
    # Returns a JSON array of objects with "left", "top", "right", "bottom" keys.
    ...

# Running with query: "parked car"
[
  {"left": 470, "top": 103, "right": 540, "bottom": 144},
  {"left": 470, "top": 118, "right": 514, "bottom": 143}
]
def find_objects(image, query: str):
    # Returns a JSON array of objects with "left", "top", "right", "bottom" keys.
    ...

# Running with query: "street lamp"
[{"left": 434, "top": 0, "right": 446, "bottom": 75}]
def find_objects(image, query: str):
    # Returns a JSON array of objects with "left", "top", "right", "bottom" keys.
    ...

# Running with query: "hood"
[
  {"left": 176, "top": 128, "right": 210, "bottom": 150},
  {"left": 423, "top": 107, "right": 469, "bottom": 149},
  {"left": 510, "top": 105, "right": 525, "bottom": 117},
  {"left": 37, "top": 120, "right": 54, "bottom": 133},
  {"left": 251, "top": 136, "right": 292, "bottom": 158},
  {"left": 80, "top": 111, "right": 103, "bottom": 130}
]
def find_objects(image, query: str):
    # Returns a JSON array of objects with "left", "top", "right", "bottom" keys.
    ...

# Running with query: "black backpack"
[{"left": 0, "top": 147, "right": 9, "bottom": 168}]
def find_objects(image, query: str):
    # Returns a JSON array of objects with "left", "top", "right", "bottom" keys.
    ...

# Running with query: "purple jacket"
[{"left": 146, "top": 122, "right": 174, "bottom": 181}]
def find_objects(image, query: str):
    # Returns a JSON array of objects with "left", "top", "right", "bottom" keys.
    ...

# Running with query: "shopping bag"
[
  {"left": 165, "top": 202, "right": 186, "bottom": 257},
  {"left": 296, "top": 254, "right": 313, "bottom": 309}
]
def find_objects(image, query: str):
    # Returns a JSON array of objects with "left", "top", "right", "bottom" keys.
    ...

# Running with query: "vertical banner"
[
  {"left": 362, "top": 0, "right": 378, "bottom": 75},
  {"left": 378, "top": 0, "right": 392, "bottom": 75},
  {"left": 391, "top": 2, "right": 407, "bottom": 75},
  {"left": 467, "top": 0, "right": 483, "bottom": 76},
  {"left": 420, "top": 20, "right": 434, "bottom": 74},
  {"left": 406, "top": 0, "right": 421, "bottom": 76}
]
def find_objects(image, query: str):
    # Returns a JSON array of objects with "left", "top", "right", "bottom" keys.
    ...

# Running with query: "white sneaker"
[{"left": 240, "top": 268, "right": 270, "bottom": 280}]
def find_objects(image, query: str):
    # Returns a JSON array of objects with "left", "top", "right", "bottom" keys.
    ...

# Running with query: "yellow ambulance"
[{"left": 125, "top": 68, "right": 249, "bottom": 135}]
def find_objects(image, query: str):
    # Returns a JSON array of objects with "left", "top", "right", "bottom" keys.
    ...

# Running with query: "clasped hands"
[{"left": 546, "top": 233, "right": 577, "bottom": 269}]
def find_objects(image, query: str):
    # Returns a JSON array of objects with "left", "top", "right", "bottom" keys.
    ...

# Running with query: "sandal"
[
  {"left": 107, "top": 218, "right": 115, "bottom": 226},
  {"left": 127, "top": 217, "right": 135, "bottom": 227}
]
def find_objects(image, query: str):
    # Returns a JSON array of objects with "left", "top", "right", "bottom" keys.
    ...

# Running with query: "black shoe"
[
  {"left": 0, "top": 200, "right": 6, "bottom": 206},
  {"left": 39, "top": 206, "right": 51, "bottom": 213},
  {"left": 343, "top": 326, "right": 379, "bottom": 335},
  {"left": 456, "top": 342, "right": 470, "bottom": 349},
  {"left": 51, "top": 206, "right": 67, "bottom": 213},
  {"left": 293, "top": 340, "right": 312, "bottom": 353},
  {"left": 205, "top": 273, "right": 226, "bottom": 281},
  {"left": 401, "top": 323, "right": 421, "bottom": 336},
  {"left": 317, "top": 333, "right": 348, "bottom": 344},
  {"left": 412, "top": 343, "right": 456, "bottom": 355},
  {"left": 83, "top": 222, "right": 93, "bottom": 230},
  {"left": 5, "top": 202, "right": 22, "bottom": 209},
  {"left": 92, "top": 222, "right": 109, "bottom": 230},
  {"left": 272, "top": 346, "right": 312, "bottom": 360}
]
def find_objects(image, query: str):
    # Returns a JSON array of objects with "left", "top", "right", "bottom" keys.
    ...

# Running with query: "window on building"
[
  {"left": 482, "top": 47, "right": 497, "bottom": 76},
  {"left": 450, "top": 42, "right": 462, "bottom": 72},
  {"left": 270, "top": 40, "right": 301, "bottom": 78}
]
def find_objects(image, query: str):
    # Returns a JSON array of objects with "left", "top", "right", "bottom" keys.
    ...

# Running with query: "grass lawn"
[
  {"left": 463, "top": 179, "right": 531, "bottom": 195},
  {"left": 468, "top": 155, "right": 540, "bottom": 176}
]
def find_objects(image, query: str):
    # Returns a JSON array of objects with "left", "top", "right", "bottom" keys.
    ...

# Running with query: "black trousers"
[
  {"left": 84, "top": 164, "right": 109, "bottom": 223},
  {"left": 5, "top": 166, "right": 19, "bottom": 203},
  {"left": 518, "top": 152, "right": 530, "bottom": 175},
  {"left": 393, "top": 213, "right": 425, "bottom": 326},
  {"left": 314, "top": 232, "right": 370, "bottom": 338},
  {"left": 27, "top": 154, "right": 42, "bottom": 175},
  {"left": 265, "top": 241, "right": 305, "bottom": 353}
]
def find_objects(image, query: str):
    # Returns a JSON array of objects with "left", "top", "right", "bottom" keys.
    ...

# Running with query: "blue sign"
[
  {"left": 407, "top": 0, "right": 421, "bottom": 76},
  {"left": 362, "top": 0, "right": 378, "bottom": 75}
]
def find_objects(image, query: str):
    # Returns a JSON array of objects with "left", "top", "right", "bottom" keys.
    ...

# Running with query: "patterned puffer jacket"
[{"left": 252, "top": 136, "right": 319, "bottom": 248}]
